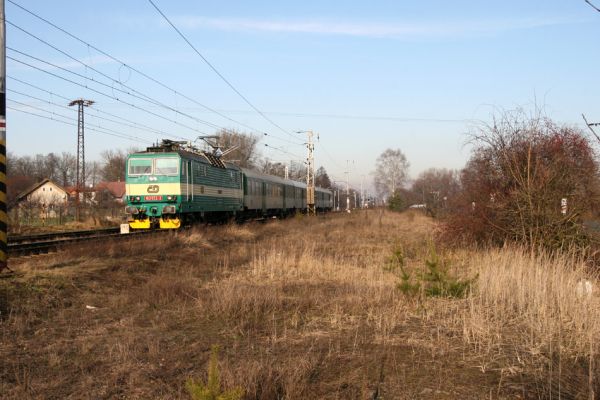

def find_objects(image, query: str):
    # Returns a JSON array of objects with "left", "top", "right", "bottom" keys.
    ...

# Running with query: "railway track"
[{"left": 8, "top": 227, "right": 158, "bottom": 257}]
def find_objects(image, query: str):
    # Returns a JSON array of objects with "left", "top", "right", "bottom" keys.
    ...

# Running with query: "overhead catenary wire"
[
  {"left": 6, "top": 44, "right": 224, "bottom": 133},
  {"left": 8, "top": 98, "right": 152, "bottom": 143},
  {"left": 263, "top": 143, "right": 305, "bottom": 160},
  {"left": 6, "top": 0, "right": 299, "bottom": 144},
  {"left": 7, "top": 53, "right": 211, "bottom": 139},
  {"left": 8, "top": 75, "right": 176, "bottom": 138},
  {"left": 8, "top": 86, "right": 168, "bottom": 137},
  {"left": 7, "top": 105, "right": 151, "bottom": 144},
  {"left": 8, "top": 75, "right": 299, "bottom": 161},
  {"left": 146, "top": 0, "right": 299, "bottom": 140},
  {"left": 201, "top": 108, "right": 476, "bottom": 123}
]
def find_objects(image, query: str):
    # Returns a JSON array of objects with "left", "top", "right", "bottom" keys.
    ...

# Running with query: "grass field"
[{"left": 1, "top": 210, "right": 598, "bottom": 399}]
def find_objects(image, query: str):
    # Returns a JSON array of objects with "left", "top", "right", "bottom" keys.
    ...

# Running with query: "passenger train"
[{"left": 124, "top": 140, "right": 333, "bottom": 229}]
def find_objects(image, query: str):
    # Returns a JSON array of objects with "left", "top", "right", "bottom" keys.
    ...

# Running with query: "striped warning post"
[{"left": 0, "top": 117, "right": 6, "bottom": 271}]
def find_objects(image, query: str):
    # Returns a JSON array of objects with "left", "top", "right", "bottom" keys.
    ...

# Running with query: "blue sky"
[{"left": 6, "top": 0, "right": 600, "bottom": 187}]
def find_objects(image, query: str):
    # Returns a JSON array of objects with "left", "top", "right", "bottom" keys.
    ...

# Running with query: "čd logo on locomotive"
[{"left": 147, "top": 185, "right": 160, "bottom": 193}]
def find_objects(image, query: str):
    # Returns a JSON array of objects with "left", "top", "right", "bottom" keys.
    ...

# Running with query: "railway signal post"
[{"left": 0, "top": 0, "right": 7, "bottom": 271}]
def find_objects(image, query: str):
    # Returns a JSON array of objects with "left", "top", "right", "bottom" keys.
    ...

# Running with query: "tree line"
[
  {"left": 7, "top": 149, "right": 130, "bottom": 207},
  {"left": 375, "top": 110, "right": 600, "bottom": 251},
  {"left": 6, "top": 129, "right": 335, "bottom": 206}
]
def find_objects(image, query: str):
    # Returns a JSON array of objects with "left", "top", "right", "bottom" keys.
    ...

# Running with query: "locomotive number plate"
[{"left": 144, "top": 195, "right": 163, "bottom": 201}]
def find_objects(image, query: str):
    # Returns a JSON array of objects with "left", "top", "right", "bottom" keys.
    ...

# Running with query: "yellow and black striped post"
[{"left": 0, "top": 0, "right": 7, "bottom": 272}]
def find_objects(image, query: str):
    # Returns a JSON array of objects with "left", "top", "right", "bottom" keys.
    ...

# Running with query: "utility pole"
[
  {"left": 360, "top": 175, "right": 365, "bottom": 209},
  {"left": 69, "top": 98, "right": 94, "bottom": 221},
  {"left": 301, "top": 130, "right": 315, "bottom": 215},
  {"left": 582, "top": 114, "right": 600, "bottom": 143},
  {"left": 345, "top": 160, "right": 351, "bottom": 212},
  {"left": 0, "top": 0, "right": 7, "bottom": 272}
]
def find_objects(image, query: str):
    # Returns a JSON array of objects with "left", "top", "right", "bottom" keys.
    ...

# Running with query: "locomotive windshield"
[
  {"left": 128, "top": 158, "right": 152, "bottom": 175},
  {"left": 154, "top": 158, "right": 178, "bottom": 175}
]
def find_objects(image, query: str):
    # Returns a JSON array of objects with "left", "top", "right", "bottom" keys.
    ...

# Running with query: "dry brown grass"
[
  {"left": 462, "top": 248, "right": 600, "bottom": 398},
  {"left": 3, "top": 209, "right": 596, "bottom": 399}
]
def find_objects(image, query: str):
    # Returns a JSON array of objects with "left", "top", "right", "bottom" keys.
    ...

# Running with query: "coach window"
[
  {"left": 155, "top": 158, "right": 179, "bottom": 175},
  {"left": 128, "top": 158, "right": 152, "bottom": 175}
]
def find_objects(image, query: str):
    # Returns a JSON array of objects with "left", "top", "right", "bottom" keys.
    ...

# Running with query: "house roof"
[
  {"left": 16, "top": 179, "right": 68, "bottom": 201},
  {"left": 95, "top": 181, "right": 126, "bottom": 198}
]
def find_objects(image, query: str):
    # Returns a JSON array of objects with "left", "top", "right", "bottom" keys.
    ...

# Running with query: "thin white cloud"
[{"left": 170, "top": 15, "right": 584, "bottom": 39}]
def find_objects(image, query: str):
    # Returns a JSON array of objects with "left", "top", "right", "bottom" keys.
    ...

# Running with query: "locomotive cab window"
[
  {"left": 128, "top": 158, "right": 152, "bottom": 175},
  {"left": 155, "top": 158, "right": 179, "bottom": 175}
]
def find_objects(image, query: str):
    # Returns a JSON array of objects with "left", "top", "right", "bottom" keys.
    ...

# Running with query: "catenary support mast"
[
  {"left": 305, "top": 130, "right": 315, "bottom": 215},
  {"left": 69, "top": 98, "right": 94, "bottom": 221}
]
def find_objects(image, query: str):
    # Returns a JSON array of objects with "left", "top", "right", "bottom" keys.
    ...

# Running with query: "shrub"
[{"left": 444, "top": 109, "right": 600, "bottom": 251}]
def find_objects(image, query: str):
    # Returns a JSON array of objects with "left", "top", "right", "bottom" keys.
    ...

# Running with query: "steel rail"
[{"left": 8, "top": 227, "right": 164, "bottom": 257}]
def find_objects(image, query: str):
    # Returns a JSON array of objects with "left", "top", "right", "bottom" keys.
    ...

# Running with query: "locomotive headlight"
[
  {"left": 135, "top": 196, "right": 141, "bottom": 201},
  {"left": 166, "top": 195, "right": 177, "bottom": 201},
  {"left": 162, "top": 205, "right": 176, "bottom": 214}
]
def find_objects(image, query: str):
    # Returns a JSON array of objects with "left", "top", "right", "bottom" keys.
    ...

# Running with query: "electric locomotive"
[{"left": 125, "top": 140, "right": 243, "bottom": 229}]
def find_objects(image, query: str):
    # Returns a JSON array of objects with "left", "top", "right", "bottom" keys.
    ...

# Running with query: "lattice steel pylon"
[{"left": 68, "top": 98, "right": 94, "bottom": 219}]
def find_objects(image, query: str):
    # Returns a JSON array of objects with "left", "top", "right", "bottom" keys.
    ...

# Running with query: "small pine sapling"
[{"left": 185, "top": 345, "right": 243, "bottom": 400}]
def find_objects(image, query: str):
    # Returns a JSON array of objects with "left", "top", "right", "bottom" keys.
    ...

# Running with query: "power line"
[
  {"left": 8, "top": 75, "right": 173, "bottom": 137},
  {"left": 9, "top": 45, "right": 301, "bottom": 148},
  {"left": 263, "top": 143, "right": 304, "bottom": 160},
  {"left": 7, "top": 53, "right": 209, "bottom": 139},
  {"left": 9, "top": 78, "right": 296, "bottom": 160},
  {"left": 8, "top": 99, "right": 151, "bottom": 143},
  {"left": 263, "top": 132, "right": 304, "bottom": 146},
  {"left": 585, "top": 0, "right": 600, "bottom": 12},
  {"left": 203, "top": 108, "right": 475, "bottom": 123},
  {"left": 147, "top": 0, "right": 298, "bottom": 139},
  {"left": 6, "top": 0, "right": 289, "bottom": 140},
  {"left": 7, "top": 105, "right": 150, "bottom": 143},
  {"left": 6, "top": 44, "right": 223, "bottom": 132},
  {"left": 8, "top": 85, "right": 168, "bottom": 137}
]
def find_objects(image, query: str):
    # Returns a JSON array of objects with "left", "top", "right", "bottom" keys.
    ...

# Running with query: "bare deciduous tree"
[
  {"left": 56, "top": 152, "right": 76, "bottom": 187},
  {"left": 373, "top": 148, "right": 410, "bottom": 199},
  {"left": 260, "top": 159, "right": 286, "bottom": 177},
  {"left": 100, "top": 149, "right": 128, "bottom": 182},
  {"left": 411, "top": 168, "right": 460, "bottom": 215},
  {"left": 215, "top": 129, "right": 261, "bottom": 169}
]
